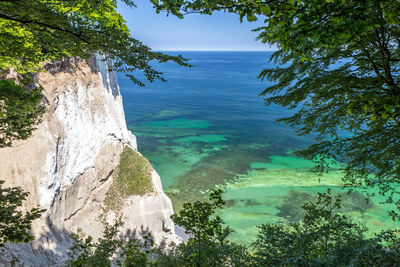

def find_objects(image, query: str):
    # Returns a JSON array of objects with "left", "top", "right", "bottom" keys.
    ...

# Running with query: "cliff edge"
[{"left": 0, "top": 55, "right": 178, "bottom": 265}]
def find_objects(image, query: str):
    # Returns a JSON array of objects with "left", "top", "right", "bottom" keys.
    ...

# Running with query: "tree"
[
  {"left": 0, "top": 0, "right": 189, "bottom": 147},
  {"left": 66, "top": 219, "right": 123, "bottom": 267},
  {"left": 154, "top": 0, "right": 400, "bottom": 218},
  {"left": 65, "top": 190, "right": 399, "bottom": 266},
  {"left": 253, "top": 189, "right": 400, "bottom": 266},
  {"left": 0, "top": 0, "right": 188, "bottom": 84},
  {"left": 66, "top": 218, "right": 161, "bottom": 267},
  {"left": 157, "top": 189, "right": 251, "bottom": 267},
  {"left": 116, "top": 235, "right": 156, "bottom": 267},
  {"left": 0, "top": 180, "right": 44, "bottom": 246},
  {"left": 67, "top": 190, "right": 250, "bottom": 267},
  {"left": 0, "top": 79, "right": 44, "bottom": 147}
]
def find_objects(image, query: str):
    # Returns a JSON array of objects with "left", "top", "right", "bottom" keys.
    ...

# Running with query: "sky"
[{"left": 117, "top": 1, "right": 275, "bottom": 51}]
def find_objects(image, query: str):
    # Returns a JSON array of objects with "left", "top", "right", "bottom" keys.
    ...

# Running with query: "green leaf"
[
  {"left": 246, "top": 14, "right": 257, "bottom": 22},
  {"left": 260, "top": 6, "right": 271, "bottom": 15}
]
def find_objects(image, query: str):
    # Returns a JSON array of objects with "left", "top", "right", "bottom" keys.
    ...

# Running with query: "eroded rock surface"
[{"left": 0, "top": 55, "right": 178, "bottom": 265}]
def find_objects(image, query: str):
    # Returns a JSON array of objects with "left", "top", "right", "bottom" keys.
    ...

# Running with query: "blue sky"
[{"left": 117, "top": 1, "right": 275, "bottom": 51}]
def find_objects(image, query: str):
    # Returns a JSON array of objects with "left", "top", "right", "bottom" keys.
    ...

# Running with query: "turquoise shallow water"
[{"left": 118, "top": 52, "right": 398, "bottom": 244}]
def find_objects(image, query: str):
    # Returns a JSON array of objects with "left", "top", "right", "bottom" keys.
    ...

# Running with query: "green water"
[
  {"left": 143, "top": 118, "right": 211, "bottom": 129},
  {"left": 221, "top": 157, "right": 398, "bottom": 244},
  {"left": 119, "top": 51, "right": 399, "bottom": 244}
]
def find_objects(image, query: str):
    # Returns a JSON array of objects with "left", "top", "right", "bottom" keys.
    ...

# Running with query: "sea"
[{"left": 118, "top": 51, "right": 397, "bottom": 245}]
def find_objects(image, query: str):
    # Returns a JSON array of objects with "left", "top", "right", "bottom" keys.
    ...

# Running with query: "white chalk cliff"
[{"left": 0, "top": 55, "right": 178, "bottom": 265}]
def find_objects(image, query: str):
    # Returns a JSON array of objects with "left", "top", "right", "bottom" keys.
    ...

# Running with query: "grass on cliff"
[{"left": 104, "top": 147, "right": 154, "bottom": 213}]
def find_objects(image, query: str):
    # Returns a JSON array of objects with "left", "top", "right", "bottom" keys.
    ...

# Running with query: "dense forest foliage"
[{"left": 1, "top": 0, "right": 399, "bottom": 265}]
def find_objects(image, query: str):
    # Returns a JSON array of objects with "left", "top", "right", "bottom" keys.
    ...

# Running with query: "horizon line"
[{"left": 153, "top": 49, "right": 277, "bottom": 52}]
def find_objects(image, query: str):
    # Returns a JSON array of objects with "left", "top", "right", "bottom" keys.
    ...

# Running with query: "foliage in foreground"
[
  {"left": 67, "top": 189, "right": 250, "bottom": 267},
  {"left": 276, "top": 190, "right": 374, "bottom": 223},
  {"left": 66, "top": 219, "right": 123, "bottom": 267},
  {"left": 66, "top": 190, "right": 400, "bottom": 267},
  {"left": 0, "top": 180, "right": 44, "bottom": 246},
  {"left": 157, "top": 189, "right": 251, "bottom": 266},
  {"left": 0, "top": 0, "right": 188, "bottom": 84},
  {"left": 254, "top": 189, "right": 399, "bottom": 266},
  {"left": 0, "top": 0, "right": 189, "bottom": 147},
  {"left": 0, "top": 79, "right": 44, "bottom": 147},
  {"left": 154, "top": 0, "right": 400, "bottom": 218}
]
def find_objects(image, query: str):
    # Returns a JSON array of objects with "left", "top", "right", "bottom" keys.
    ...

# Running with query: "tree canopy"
[
  {"left": 0, "top": 79, "right": 44, "bottom": 147},
  {"left": 0, "top": 0, "right": 188, "bottom": 85},
  {"left": 0, "top": 0, "right": 190, "bottom": 147},
  {"left": 162, "top": 189, "right": 250, "bottom": 266},
  {"left": 154, "top": 0, "right": 400, "bottom": 218}
]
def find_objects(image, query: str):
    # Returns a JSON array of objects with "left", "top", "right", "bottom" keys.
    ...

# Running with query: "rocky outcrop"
[{"left": 0, "top": 55, "right": 178, "bottom": 265}]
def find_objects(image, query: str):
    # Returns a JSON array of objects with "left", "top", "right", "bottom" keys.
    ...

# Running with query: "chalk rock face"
[{"left": 0, "top": 55, "right": 178, "bottom": 265}]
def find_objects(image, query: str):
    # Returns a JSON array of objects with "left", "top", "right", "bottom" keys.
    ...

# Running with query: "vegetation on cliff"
[{"left": 104, "top": 147, "right": 154, "bottom": 213}]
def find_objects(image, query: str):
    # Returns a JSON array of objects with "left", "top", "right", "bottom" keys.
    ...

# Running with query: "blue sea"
[{"left": 118, "top": 51, "right": 397, "bottom": 244}]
